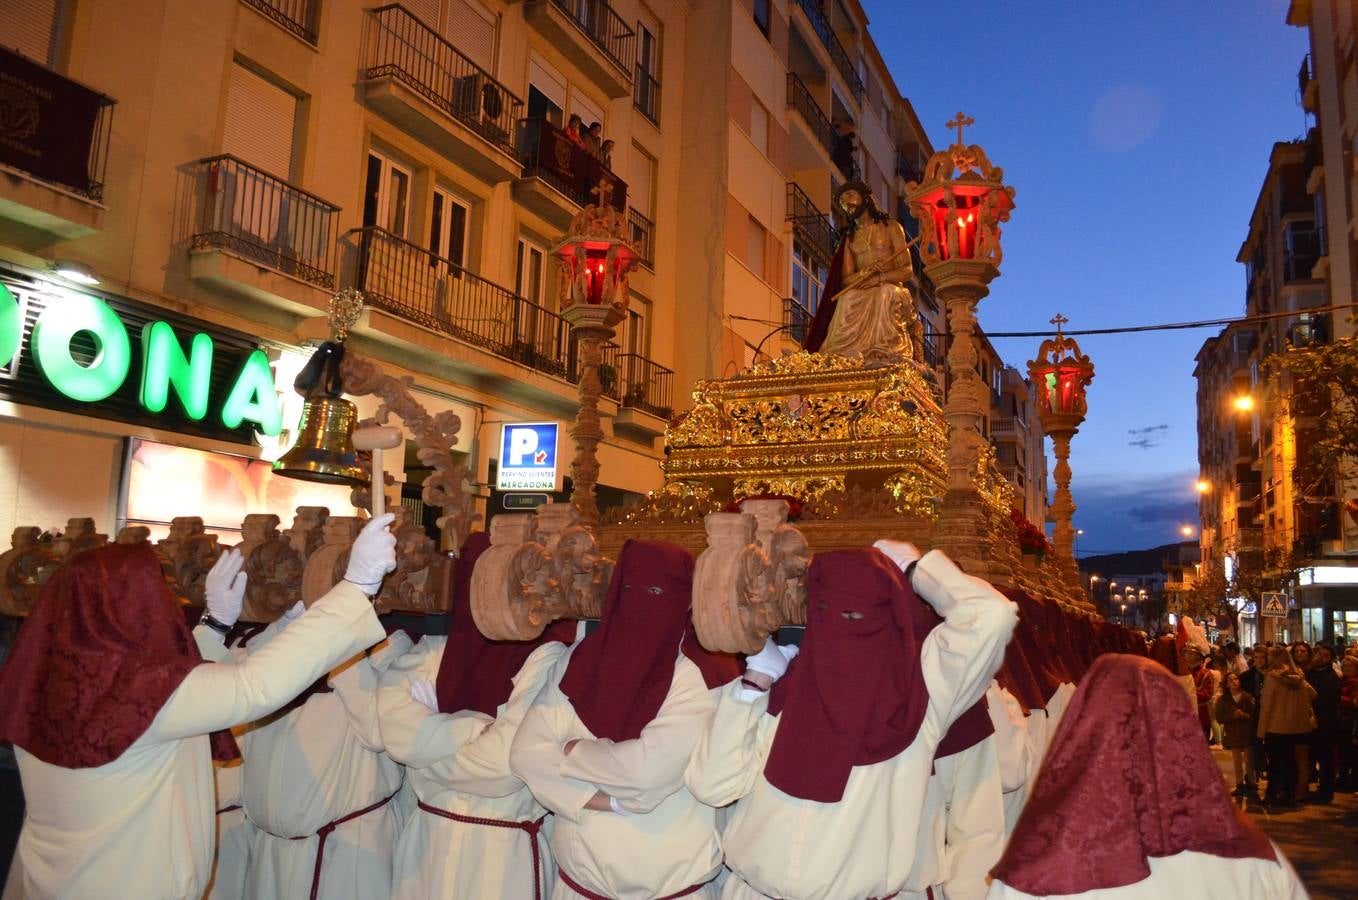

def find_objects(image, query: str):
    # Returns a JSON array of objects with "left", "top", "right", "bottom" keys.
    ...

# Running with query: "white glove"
[
  {"left": 205, "top": 549, "right": 247, "bottom": 627},
  {"left": 275, "top": 599, "right": 305, "bottom": 631},
  {"left": 344, "top": 512, "right": 398, "bottom": 594},
  {"left": 608, "top": 796, "right": 634, "bottom": 817},
  {"left": 745, "top": 636, "right": 800, "bottom": 681},
  {"left": 873, "top": 539, "right": 921, "bottom": 572},
  {"left": 410, "top": 677, "right": 439, "bottom": 712}
]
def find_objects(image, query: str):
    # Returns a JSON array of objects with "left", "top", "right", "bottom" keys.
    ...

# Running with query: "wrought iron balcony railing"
[
  {"left": 634, "top": 65, "right": 660, "bottom": 124},
  {"left": 616, "top": 352, "right": 674, "bottom": 418},
  {"left": 241, "top": 0, "right": 318, "bottom": 45},
  {"left": 627, "top": 207, "right": 655, "bottom": 269},
  {"left": 189, "top": 155, "right": 339, "bottom": 288},
  {"left": 547, "top": 0, "right": 636, "bottom": 77},
  {"left": 792, "top": 0, "right": 864, "bottom": 100},
  {"left": 786, "top": 182, "right": 836, "bottom": 264},
  {"left": 348, "top": 226, "right": 574, "bottom": 379},
  {"left": 362, "top": 4, "right": 524, "bottom": 159},
  {"left": 784, "top": 296, "right": 813, "bottom": 344},
  {"left": 787, "top": 73, "right": 836, "bottom": 157}
]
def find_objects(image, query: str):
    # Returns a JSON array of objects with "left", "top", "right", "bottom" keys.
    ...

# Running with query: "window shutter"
[
  {"left": 222, "top": 62, "right": 297, "bottom": 178},
  {"left": 444, "top": 0, "right": 496, "bottom": 73},
  {"left": 529, "top": 53, "right": 567, "bottom": 110},
  {"left": 406, "top": 0, "right": 440, "bottom": 30},
  {"left": 2, "top": 0, "right": 61, "bottom": 66},
  {"left": 631, "top": 148, "right": 655, "bottom": 217}
]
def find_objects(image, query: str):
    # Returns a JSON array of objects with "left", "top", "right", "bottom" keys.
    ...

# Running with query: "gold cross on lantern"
[
  {"left": 590, "top": 179, "right": 615, "bottom": 207},
  {"left": 947, "top": 111, "right": 975, "bottom": 146},
  {"left": 1050, "top": 313, "right": 1069, "bottom": 336}
]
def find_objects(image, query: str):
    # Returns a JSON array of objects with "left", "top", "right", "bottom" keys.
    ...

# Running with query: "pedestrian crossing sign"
[{"left": 1261, "top": 592, "right": 1288, "bottom": 618}]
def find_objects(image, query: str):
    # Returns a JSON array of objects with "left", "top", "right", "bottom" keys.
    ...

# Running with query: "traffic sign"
[
  {"left": 503, "top": 492, "right": 549, "bottom": 511},
  {"left": 1260, "top": 592, "right": 1288, "bottom": 618}
]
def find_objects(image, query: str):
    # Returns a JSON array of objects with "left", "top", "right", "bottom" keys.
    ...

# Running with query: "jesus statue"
[{"left": 802, "top": 181, "right": 920, "bottom": 367}]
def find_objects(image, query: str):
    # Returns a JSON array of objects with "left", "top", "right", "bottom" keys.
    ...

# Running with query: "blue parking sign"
[{"left": 497, "top": 422, "right": 559, "bottom": 491}]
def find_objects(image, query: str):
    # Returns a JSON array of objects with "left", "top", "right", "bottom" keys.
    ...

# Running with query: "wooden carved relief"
[
  {"left": 0, "top": 527, "right": 52, "bottom": 617},
  {"left": 374, "top": 505, "right": 451, "bottom": 615},
  {"left": 302, "top": 516, "right": 363, "bottom": 606},
  {"left": 237, "top": 514, "right": 305, "bottom": 623}
]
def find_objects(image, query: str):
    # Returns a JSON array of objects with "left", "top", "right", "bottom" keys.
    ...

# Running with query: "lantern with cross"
[
  {"left": 1028, "top": 314, "right": 1095, "bottom": 578},
  {"left": 550, "top": 180, "right": 642, "bottom": 527},
  {"left": 904, "top": 114, "right": 1018, "bottom": 577}
]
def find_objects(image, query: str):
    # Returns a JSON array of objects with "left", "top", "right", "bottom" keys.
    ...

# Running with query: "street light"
[
  {"left": 1196, "top": 480, "right": 1211, "bottom": 494},
  {"left": 1232, "top": 395, "right": 1255, "bottom": 413},
  {"left": 1120, "top": 602, "right": 1127, "bottom": 624},
  {"left": 1180, "top": 525, "right": 1196, "bottom": 538}
]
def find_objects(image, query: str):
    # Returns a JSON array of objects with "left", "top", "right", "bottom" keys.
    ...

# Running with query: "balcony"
[
  {"left": 349, "top": 226, "right": 575, "bottom": 380},
  {"left": 0, "top": 48, "right": 115, "bottom": 245},
  {"left": 785, "top": 181, "right": 836, "bottom": 264},
  {"left": 360, "top": 5, "right": 524, "bottom": 182},
  {"left": 616, "top": 352, "right": 674, "bottom": 419},
  {"left": 791, "top": 0, "right": 864, "bottom": 101},
  {"left": 787, "top": 73, "right": 847, "bottom": 181},
  {"left": 627, "top": 207, "right": 654, "bottom": 270},
  {"left": 186, "top": 156, "right": 339, "bottom": 310},
  {"left": 896, "top": 149, "right": 922, "bottom": 184},
  {"left": 513, "top": 117, "right": 628, "bottom": 228},
  {"left": 784, "top": 296, "right": 813, "bottom": 344},
  {"left": 523, "top": 0, "right": 636, "bottom": 98},
  {"left": 1300, "top": 53, "right": 1318, "bottom": 111},
  {"left": 241, "top": 0, "right": 318, "bottom": 45},
  {"left": 991, "top": 415, "right": 1026, "bottom": 440},
  {"left": 634, "top": 65, "right": 660, "bottom": 125}
]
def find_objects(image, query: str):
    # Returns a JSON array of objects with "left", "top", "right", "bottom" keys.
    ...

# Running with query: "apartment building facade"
[
  {"left": 1196, "top": 138, "right": 1333, "bottom": 643},
  {"left": 0, "top": 0, "right": 694, "bottom": 542}
]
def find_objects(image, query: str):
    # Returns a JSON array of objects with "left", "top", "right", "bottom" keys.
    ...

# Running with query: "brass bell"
[{"left": 273, "top": 396, "right": 366, "bottom": 485}]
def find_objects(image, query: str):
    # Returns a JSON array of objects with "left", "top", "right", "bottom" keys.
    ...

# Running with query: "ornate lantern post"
[
  {"left": 906, "top": 113, "right": 1015, "bottom": 572},
  {"left": 551, "top": 183, "right": 641, "bottom": 528},
  {"left": 1028, "top": 314, "right": 1095, "bottom": 583}
]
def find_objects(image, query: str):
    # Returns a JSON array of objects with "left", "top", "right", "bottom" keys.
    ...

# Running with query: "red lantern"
[{"left": 1028, "top": 315, "right": 1094, "bottom": 425}]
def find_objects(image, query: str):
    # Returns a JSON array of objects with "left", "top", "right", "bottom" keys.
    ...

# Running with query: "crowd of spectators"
[{"left": 1195, "top": 634, "right": 1358, "bottom": 808}]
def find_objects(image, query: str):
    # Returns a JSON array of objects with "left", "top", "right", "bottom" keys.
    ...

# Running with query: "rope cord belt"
[
  {"left": 417, "top": 800, "right": 548, "bottom": 900},
  {"left": 281, "top": 789, "right": 398, "bottom": 900},
  {"left": 557, "top": 866, "right": 715, "bottom": 899}
]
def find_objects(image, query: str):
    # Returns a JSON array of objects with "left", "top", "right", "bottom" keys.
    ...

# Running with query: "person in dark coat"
[
  {"left": 1306, "top": 643, "right": 1342, "bottom": 803},
  {"left": 1213, "top": 671, "right": 1256, "bottom": 796}
]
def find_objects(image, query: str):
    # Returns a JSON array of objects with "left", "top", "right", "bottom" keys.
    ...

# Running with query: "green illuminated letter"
[
  {"left": 220, "top": 349, "right": 281, "bottom": 436},
  {"left": 31, "top": 294, "right": 131, "bottom": 402},
  {"left": 0, "top": 283, "right": 19, "bottom": 369},
  {"left": 139, "top": 321, "right": 214, "bottom": 420}
]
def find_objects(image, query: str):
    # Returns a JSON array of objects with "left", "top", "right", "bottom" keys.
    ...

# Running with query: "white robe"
[
  {"left": 204, "top": 759, "right": 253, "bottom": 900},
  {"left": 232, "top": 627, "right": 411, "bottom": 900},
  {"left": 685, "top": 551, "right": 1018, "bottom": 900},
  {"left": 511, "top": 652, "right": 723, "bottom": 899},
  {"left": 6, "top": 582, "right": 382, "bottom": 900},
  {"left": 986, "top": 845, "right": 1308, "bottom": 899},
  {"left": 378, "top": 636, "right": 568, "bottom": 900}
]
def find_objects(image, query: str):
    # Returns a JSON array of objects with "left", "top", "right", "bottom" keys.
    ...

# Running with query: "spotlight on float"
[{"left": 273, "top": 290, "right": 367, "bottom": 486}]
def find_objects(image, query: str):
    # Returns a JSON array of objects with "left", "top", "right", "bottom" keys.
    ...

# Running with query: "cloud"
[
  {"left": 1072, "top": 471, "right": 1198, "bottom": 553},
  {"left": 1127, "top": 424, "right": 1169, "bottom": 435},
  {"left": 1089, "top": 84, "right": 1163, "bottom": 153},
  {"left": 1128, "top": 437, "right": 1158, "bottom": 450}
]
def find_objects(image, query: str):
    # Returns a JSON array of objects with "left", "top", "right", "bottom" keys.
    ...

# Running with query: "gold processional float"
[{"left": 0, "top": 118, "right": 1099, "bottom": 656}]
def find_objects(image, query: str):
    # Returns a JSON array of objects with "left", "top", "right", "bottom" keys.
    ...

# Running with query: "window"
[
  {"left": 515, "top": 238, "right": 547, "bottom": 306},
  {"left": 623, "top": 300, "right": 649, "bottom": 356},
  {"left": 749, "top": 99, "right": 769, "bottom": 156},
  {"left": 363, "top": 151, "right": 412, "bottom": 239},
  {"left": 406, "top": 0, "right": 497, "bottom": 72},
  {"left": 631, "top": 144, "right": 657, "bottom": 218},
  {"left": 634, "top": 17, "right": 661, "bottom": 123},
  {"left": 528, "top": 53, "right": 567, "bottom": 126},
  {"left": 753, "top": 0, "right": 770, "bottom": 37},
  {"left": 5, "top": 0, "right": 64, "bottom": 66},
  {"left": 792, "top": 241, "right": 826, "bottom": 316},
  {"left": 223, "top": 61, "right": 298, "bottom": 178},
  {"left": 746, "top": 216, "right": 767, "bottom": 280},
  {"left": 430, "top": 188, "right": 469, "bottom": 272}
]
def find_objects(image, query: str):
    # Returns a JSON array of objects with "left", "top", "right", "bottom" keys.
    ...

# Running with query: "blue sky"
[{"left": 865, "top": 0, "right": 1308, "bottom": 552}]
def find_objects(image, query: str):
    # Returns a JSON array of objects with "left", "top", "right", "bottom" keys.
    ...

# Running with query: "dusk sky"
[{"left": 866, "top": 0, "right": 1309, "bottom": 554}]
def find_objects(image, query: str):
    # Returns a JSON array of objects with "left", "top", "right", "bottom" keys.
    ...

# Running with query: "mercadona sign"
[{"left": 0, "top": 277, "right": 283, "bottom": 441}]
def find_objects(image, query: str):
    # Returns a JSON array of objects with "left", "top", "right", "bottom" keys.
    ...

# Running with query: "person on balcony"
[
  {"left": 584, "top": 121, "right": 604, "bottom": 160},
  {"left": 377, "top": 531, "right": 578, "bottom": 899},
  {"left": 510, "top": 540, "right": 730, "bottom": 899},
  {"left": 600, "top": 139, "right": 614, "bottom": 170},
  {"left": 0, "top": 517, "right": 394, "bottom": 900},
  {"left": 565, "top": 114, "right": 588, "bottom": 150},
  {"left": 989, "top": 655, "right": 1307, "bottom": 899},
  {"left": 684, "top": 543, "right": 1016, "bottom": 900}
]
